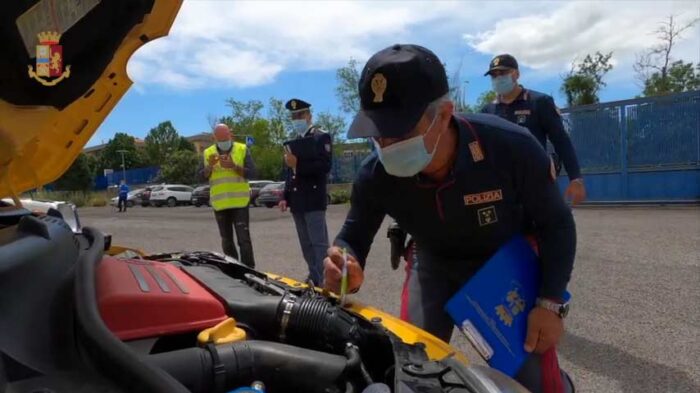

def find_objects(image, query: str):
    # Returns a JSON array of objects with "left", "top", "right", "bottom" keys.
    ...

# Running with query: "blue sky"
[{"left": 89, "top": 0, "right": 700, "bottom": 147}]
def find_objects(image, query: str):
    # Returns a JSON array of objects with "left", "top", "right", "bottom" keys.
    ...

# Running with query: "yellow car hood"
[{"left": 0, "top": 0, "right": 182, "bottom": 199}]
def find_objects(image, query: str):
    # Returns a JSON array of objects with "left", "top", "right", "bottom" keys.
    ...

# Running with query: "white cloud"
[
  {"left": 127, "top": 0, "right": 479, "bottom": 90},
  {"left": 465, "top": 1, "right": 700, "bottom": 74},
  {"left": 127, "top": 0, "right": 700, "bottom": 90}
]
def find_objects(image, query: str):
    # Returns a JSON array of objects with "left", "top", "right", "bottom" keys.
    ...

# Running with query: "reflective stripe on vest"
[{"left": 204, "top": 143, "right": 251, "bottom": 211}]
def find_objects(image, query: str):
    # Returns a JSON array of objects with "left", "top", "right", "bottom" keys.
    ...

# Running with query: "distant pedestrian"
[{"left": 117, "top": 180, "right": 129, "bottom": 213}]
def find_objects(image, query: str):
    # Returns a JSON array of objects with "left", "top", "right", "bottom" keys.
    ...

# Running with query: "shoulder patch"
[{"left": 469, "top": 141, "right": 485, "bottom": 162}]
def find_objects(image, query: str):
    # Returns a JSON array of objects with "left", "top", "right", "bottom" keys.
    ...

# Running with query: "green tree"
[
  {"left": 475, "top": 90, "right": 497, "bottom": 111},
  {"left": 160, "top": 150, "right": 200, "bottom": 185},
  {"left": 561, "top": 51, "right": 613, "bottom": 106},
  {"left": 266, "top": 97, "right": 291, "bottom": 145},
  {"left": 642, "top": 60, "right": 700, "bottom": 96},
  {"left": 177, "top": 136, "right": 195, "bottom": 152},
  {"left": 54, "top": 153, "right": 93, "bottom": 191},
  {"left": 99, "top": 132, "right": 143, "bottom": 172},
  {"left": 335, "top": 58, "right": 361, "bottom": 115},
  {"left": 144, "top": 121, "right": 181, "bottom": 166},
  {"left": 315, "top": 112, "right": 346, "bottom": 142},
  {"left": 634, "top": 15, "right": 699, "bottom": 96}
]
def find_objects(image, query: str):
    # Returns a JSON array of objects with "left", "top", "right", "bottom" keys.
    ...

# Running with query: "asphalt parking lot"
[{"left": 80, "top": 204, "right": 700, "bottom": 393}]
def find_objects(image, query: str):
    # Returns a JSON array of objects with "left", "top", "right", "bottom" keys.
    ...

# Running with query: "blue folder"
[{"left": 444, "top": 235, "right": 570, "bottom": 377}]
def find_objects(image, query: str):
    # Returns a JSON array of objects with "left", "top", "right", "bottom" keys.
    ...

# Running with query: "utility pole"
[{"left": 116, "top": 149, "right": 127, "bottom": 184}]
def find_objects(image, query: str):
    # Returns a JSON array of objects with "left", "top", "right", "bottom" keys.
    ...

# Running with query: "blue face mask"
[
  {"left": 491, "top": 74, "right": 516, "bottom": 95},
  {"left": 216, "top": 140, "right": 232, "bottom": 151},
  {"left": 292, "top": 119, "right": 308, "bottom": 136},
  {"left": 374, "top": 115, "right": 443, "bottom": 177}
]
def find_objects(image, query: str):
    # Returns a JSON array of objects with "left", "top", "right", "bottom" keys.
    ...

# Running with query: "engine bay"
[{"left": 0, "top": 206, "right": 526, "bottom": 393}]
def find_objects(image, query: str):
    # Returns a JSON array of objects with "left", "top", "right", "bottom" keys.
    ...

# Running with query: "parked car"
[
  {"left": 256, "top": 182, "right": 285, "bottom": 208},
  {"left": 1, "top": 197, "right": 81, "bottom": 233},
  {"left": 109, "top": 188, "right": 146, "bottom": 208},
  {"left": 191, "top": 185, "right": 210, "bottom": 207},
  {"left": 148, "top": 184, "right": 194, "bottom": 207},
  {"left": 249, "top": 180, "right": 274, "bottom": 206}
]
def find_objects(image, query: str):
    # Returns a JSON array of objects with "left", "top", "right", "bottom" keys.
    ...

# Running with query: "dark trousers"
[
  {"left": 117, "top": 195, "right": 127, "bottom": 212},
  {"left": 291, "top": 210, "right": 329, "bottom": 286},
  {"left": 400, "top": 244, "right": 574, "bottom": 393},
  {"left": 214, "top": 207, "right": 255, "bottom": 268}
]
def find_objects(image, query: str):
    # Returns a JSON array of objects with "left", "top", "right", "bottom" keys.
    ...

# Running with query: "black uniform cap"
[
  {"left": 484, "top": 54, "right": 519, "bottom": 76},
  {"left": 347, "top": 44, "right": 449, "bottom": 139},
  {"left": 285, "top": 98, "right": 311, "bottom": 113}
]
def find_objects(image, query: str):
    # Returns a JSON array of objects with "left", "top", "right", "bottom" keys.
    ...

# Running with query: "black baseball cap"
[
  {"left": 484, "top": 54, "right": 519, "bottom": 76},
  {"left": 347, "top": 44, "right": 449, "bottom": 139}
]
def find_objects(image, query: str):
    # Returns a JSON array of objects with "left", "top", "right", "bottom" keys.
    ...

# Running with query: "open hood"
[{"left": 0, "top": 0, "right": 182, "bottom": 199}]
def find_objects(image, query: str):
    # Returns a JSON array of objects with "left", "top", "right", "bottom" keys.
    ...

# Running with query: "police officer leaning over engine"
[
  {"left": 279, "top": 98, "right": 332, "bottom": 286},
  {"left": 323, "top": 44, "right": 576, "bottom": 393}
]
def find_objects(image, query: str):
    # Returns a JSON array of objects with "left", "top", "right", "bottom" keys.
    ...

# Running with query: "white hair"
[{"left": 425, "top": 93, "right": 452, "bottom": 118}]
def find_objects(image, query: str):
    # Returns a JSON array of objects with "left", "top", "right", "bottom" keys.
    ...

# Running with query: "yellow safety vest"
[{"left": 204, "top": 143, "right": 251, "bottom": 211}]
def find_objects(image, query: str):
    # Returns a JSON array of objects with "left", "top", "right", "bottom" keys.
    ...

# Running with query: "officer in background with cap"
[
  {"left": 482, "top": 54, "right": 586, "bottom": 205},
  {"left": 323, "top": 44, "right": 575, "bottom": 393},
  {"left": 279, "top": 98, "right": 333, "bottom": 286}
]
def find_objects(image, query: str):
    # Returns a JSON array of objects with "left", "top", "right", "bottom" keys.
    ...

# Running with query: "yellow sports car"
[{"left": 0, "top": 1, "right": 528, "bottom": 392}]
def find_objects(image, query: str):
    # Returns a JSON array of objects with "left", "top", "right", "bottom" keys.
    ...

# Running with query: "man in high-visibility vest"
[{"left": 202, "top": 123, "right": 257, "bottom": 268}]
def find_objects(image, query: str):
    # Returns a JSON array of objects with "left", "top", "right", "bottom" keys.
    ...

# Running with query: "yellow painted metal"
[{"left": 0, "top": 0, "right": 183, "bottom": 198}]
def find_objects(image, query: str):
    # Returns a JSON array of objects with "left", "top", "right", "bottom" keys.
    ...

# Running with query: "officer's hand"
[
  {"left": 284, "top": 152, "right": 297, "bottom": 169},
  {"left": 323, "top": 247, "right": 364, "bottom": 294},
  {"left": 565, "top": 179, "right": 586, "bottom": 206},
  {"left": 524, "top": 307, "right": 564, "bottom": 354},
  {"left": 278, "top": 200, "right": 287, "bottom": 212}
]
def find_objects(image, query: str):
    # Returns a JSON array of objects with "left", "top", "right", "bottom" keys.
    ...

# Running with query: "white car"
[
  {"left": 148, "top": 184, "right": 194, "bottom": 207},
  {"left": 1, "top": 198, "right": 81, "bottom": 233}
]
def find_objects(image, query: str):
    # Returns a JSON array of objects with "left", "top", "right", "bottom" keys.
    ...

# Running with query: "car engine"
[{"left": 0, "top": 206, "right": 528, "bottom": 393}]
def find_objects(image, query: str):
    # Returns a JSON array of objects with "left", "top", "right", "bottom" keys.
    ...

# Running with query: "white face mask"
[
  {"left": 374, "top": 114, "right": 443, "bottom": 177},
  {"left": 216, "top": 140, "right": 232, "bottom": 151}
]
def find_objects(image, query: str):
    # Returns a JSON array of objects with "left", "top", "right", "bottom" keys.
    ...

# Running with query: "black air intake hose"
[
  {"left": 278, "top": 295, "right": 364, "bottom": 354},
  {"left": 147, "top": 341, "right": 349, "bottom": 393}
]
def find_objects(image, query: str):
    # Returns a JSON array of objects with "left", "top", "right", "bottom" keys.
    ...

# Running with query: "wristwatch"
[{"left": 536, "top": 297, "right": 570, "bottom": 319}]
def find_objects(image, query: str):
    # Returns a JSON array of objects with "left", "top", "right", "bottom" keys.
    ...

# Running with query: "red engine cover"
[{"left": 96, "top": 257, "right": 227, "bottom": 340}]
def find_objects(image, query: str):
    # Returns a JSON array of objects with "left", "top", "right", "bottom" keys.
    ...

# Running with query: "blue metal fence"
[
  {"left": 329, "top": 91, "right": 699, "bottom": 202},
  {"left": 94, "top": 166, "right": 160, "bottom": 190},
  {"left": 559, "top": 90, "right": 699, "bottom": 201}
]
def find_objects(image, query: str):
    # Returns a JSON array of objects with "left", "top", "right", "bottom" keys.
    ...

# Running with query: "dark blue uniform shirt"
[
  {"left": 334, "top": 113, "right": 576, "bottom": 299},
  {"left": 283, "top": 126, "right": 332, "bottom": 213},
  {"left": 481, "top": 88, "right": 582, "bottom": 180}
]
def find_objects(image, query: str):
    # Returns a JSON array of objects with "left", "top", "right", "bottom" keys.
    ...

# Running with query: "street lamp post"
[{"left": 116, "top": 149, "right": 128, "bottom": 185}]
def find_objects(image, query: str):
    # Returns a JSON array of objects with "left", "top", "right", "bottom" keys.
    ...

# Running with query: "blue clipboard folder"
[{"left": 444, "top": 235, "right": 570, "bottom": 377}]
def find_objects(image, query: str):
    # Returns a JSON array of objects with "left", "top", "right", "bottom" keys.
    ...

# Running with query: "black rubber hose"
[
  {"left": 147, "top": 340, "right": 349, "bottom": 393},
  {"left": 282, "top": 296, "right": 363, "bottom": 354}
]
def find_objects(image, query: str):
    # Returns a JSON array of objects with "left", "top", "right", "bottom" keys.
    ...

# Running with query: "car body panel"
[{"left": 0, "top": 0, "right": 183, "bottom": 200}]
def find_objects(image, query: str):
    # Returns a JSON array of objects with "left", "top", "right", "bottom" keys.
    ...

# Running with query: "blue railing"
[{"left": 94, "top": 166, "right": 161, "bottom": 190}]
